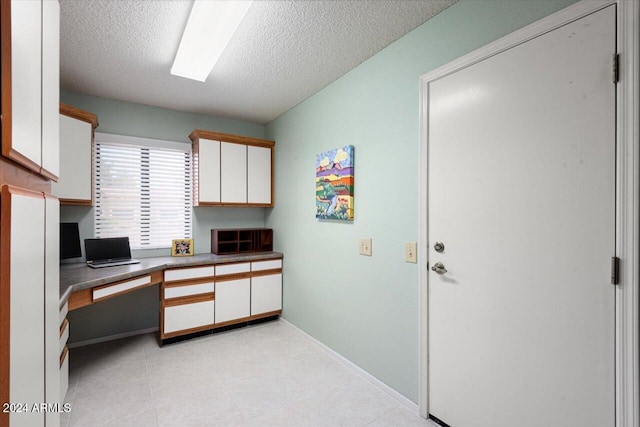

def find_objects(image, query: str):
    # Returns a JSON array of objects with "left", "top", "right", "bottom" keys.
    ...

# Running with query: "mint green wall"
[
  {"left": 265, "top": 0, "right": 577, "bottom": 402},
  {"left": 60, "top": 92, "right": 267, "bottom": 343}
]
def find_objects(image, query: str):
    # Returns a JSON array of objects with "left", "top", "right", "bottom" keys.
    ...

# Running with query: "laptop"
[{"left": 85, "top": 237, "right": 140, "bottom": 269}]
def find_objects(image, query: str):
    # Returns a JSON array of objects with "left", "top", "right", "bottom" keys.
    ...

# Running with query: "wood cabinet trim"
[
  {"left": 161, "top": 322, "right": 217, "bottom": 340},
  {"left": 68, "top": 288, "right": 92, "bottom": 311},
  {"left": 59, "top": 318, "right": 69, "bottom": 338},
  {"left": 59, "top": 102, "right": 99, "bottom": 128},
  {"left": 215, "top": 272, "right": 251, "bottom": 282},
  {"left": 249, "top": 310, "right": 282, "bottom": 321},
  {"left": 59, "top": 346, "right": 68, "bottom": 367},
  {"left": 163, "top": 293, "right": 215, "bottom": 307},
  {"left": 0, "top": 157, "right": 52, "bottom": 194},
  {"left": 163, "top": 276, "right": 215, "bottom": 287},
  {"left": 251, "top": 269, "right": 283, "bottom": 278},
  {"left": 59, "top": 198, "right": 92, "bottom": 206},
  {"left": 189, "top": 130, "right": 275, "bottom": 149}
]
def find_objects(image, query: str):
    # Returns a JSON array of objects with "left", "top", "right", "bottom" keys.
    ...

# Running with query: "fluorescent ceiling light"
[{"left": 171, "top": 0, "right": 253, "bottom": 82}]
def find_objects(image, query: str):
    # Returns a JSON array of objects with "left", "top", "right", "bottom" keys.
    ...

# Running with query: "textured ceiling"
[{"left": 60, "top": 0, "right": 457, "bottom": 124}]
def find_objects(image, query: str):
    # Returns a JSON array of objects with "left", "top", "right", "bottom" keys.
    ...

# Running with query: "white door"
[
  {"left": 215, "top": 278, "right": 250, "bottom": 323},
  {"left": 427, "top": 5, "right": 616, "bottom": 427}
]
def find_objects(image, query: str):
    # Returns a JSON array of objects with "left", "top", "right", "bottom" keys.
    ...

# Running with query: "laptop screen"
[
  {"left": 60, "top": 223, "right": 82, "bottom": 260},
  {"left": 85, "top": 237, "right": 132, "bottom": 263}
]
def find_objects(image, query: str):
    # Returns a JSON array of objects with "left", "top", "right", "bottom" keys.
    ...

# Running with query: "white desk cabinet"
[
  {"left": 190, "top": 130, "right": 274, "bottom": 207},
  {"left": 215, "top": 278, "right": 251, "bottom": 324},
  {"left": 52, "top": 104, "right": 98, "bottom": 205}
]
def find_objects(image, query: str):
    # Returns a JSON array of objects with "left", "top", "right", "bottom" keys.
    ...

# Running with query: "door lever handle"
[{"left": 431, "top": 262, "right": 447, "bottom": 274}]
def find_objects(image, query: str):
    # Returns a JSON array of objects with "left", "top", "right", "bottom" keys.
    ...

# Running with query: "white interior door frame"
[{"left": 417, "top": 1, "right": 639, "bottom": 426}]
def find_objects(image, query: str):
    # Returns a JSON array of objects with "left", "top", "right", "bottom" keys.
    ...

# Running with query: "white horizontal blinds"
[{"left": 95, "top": 136, "right": 191, "bottom": 249}]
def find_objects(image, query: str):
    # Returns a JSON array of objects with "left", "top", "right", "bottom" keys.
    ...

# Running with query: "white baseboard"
[
  {"left": 279, "top": 318, "right": 420, "bottom": 415},
  {"left": 67, "top": 327, "right": 159, "bottom": 349}
]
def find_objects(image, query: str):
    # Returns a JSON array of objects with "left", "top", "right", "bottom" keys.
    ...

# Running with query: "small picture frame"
[{"left": 171, "top": 238, "right": 194, "bottom": 257}]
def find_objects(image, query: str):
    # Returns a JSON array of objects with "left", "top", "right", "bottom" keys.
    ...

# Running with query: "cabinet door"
[
  {"left": 45, "top": 195, "right": 61, "bottom": 426},
  {"left": 5, "top": 0, "right": 42, "bottom": 173},
  {"left": 164, "top": 300, "right": 215, "bottom": 334},
  {"left": 247, "top": 145, "right": 272, "bottom": 205},
  {"left": 215, "top": 278, "right": 250, "bottom": 323},
  {"left": 1, "top": 186, "right": 45, "bottom": 427},
  {"left": 53, "top": 115, "right": 92, "bottom": 203},
  {"left": 197, "top": 138, "right": 221, "bottom": 203},
  {"left": 220, "top": 142, "right": 247, "bottom": 203},
  {"left": 40, "top": 0, "right": 60, "bottom": 181},
  {"left": 251, "top": 273, "right": 282, "bottom": 315}
]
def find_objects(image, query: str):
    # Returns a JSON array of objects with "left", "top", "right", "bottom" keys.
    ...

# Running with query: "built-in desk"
[
  {"left": 60, "top": 252, "right": 284, "bottom": 339},
  {"left": 58, "top": 252, "right": 284, "bottom": 402}
]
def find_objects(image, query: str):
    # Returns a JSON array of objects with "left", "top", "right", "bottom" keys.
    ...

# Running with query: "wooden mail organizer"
[{"left": 161, "top": 258, "right": 283, "bottom": 341}]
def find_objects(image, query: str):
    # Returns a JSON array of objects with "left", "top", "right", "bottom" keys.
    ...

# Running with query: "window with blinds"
[{"left": 94, "top": 133, "right": 192, "bottom": 250}]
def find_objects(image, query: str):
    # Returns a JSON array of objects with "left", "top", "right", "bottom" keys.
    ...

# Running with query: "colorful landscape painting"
[{"left": 316, "top": 145, "right": 354, "bottom": 220}]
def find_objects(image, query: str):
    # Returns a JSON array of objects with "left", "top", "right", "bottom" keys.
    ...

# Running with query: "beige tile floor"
[{"left": 61, "top": 319, "right": 438, "bottom": 427}]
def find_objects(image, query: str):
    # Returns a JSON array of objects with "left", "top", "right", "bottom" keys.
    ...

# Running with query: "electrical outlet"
[
  {"left": 405, "top": 242, "right": 417, "bottom": 263},
  {"left": 359, "top": 238, "right": 372, "bottom": 256}
]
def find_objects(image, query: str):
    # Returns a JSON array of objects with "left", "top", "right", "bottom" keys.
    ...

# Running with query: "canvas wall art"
[{"left": 316, "top": 145, "right": 354, "bottom": 220}]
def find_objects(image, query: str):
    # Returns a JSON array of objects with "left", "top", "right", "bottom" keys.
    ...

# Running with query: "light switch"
[
  {"left": 359, "top": 238, "right": 372, "bottom": 256},
  {"left": 405, "top": 242, "right": 417, "bottom": 263}
]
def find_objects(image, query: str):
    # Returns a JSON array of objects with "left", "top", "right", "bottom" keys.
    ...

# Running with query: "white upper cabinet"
[
  {"left": 190, "top": 130, "right": 274, "bottom": 207},
  {"left": 2, "top": 0, "right": 59, "bottom": 180},
  {"left": 221, "top": 142, "right": 247, "bottom": 203},
  {"left": 52, "top": 104, "right": 98, "bottom": 205},
  {"left": 40, "top": 0, "right": 60, "bottom": 181},
  {"left": 196, "top": 139, "right": 221, "bottom": 203},
  {"left": 247, "top": 145, "right": 272, "bottom": 204}
]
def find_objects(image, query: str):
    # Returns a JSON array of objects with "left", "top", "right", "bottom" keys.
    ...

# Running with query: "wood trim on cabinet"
[
  {"left": 250, "top": 269, "right": 283, "bottom": 278},
  {"left": 163, "top": 293, "right": 215, "bottom": 307},
  {"left": 68, "top": 288, "right": 92, "bottom": 311},
  {"left": 59, "top": 318, "right": 69, "bottom": 338},
  {"left": 249, "top": 310, "right": 282, "bottom": 322},
  {"left": 39, "top": 167, "right": 57, "bottom": 182},
  {"left": 0, "top": 157, "right": 51, "bottom": 193},
  {"left": 163, "top": 276, "right": 216, "bottom": 287},
  {"left": 59, "top": 346, "right": 68, "bottom": 367},
  {"left": 59, "top": 198, "right": 92, "bottom": 206},
  {"left": 59, "top": 103, "right": 99, "bottom": 128},
  {"left": 189, "top": 130, "right": 275, "bottom": 149},
  {"left": 161, "top": 322, "right": 217, "bottom": 340},
  {"left": 215, "top": 272, "right": 252, "bottom": 282},
  {"left": 213, "top": 316, "right": 253, "bottom": 329}
]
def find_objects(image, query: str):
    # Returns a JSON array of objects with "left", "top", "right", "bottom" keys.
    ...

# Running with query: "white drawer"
[
  {"left": 251, "top": 259, "right": 282, "bottom": 272},
  {"left": 164, "top": 282, "right": 214, "bottom": 299},
  {"left": 164, "top": 266, "right": 215, "bottom": 282},
  {"left": 59, "top": 301, "right": 68, "bottom": 326},
  {"left": 164, "top": 300, "right": 215, "bottom": 334},
  {"left": 215, "top": 262, "right": 250, "bottom": 276},
  {"left": 60, "top": 348, "right": 69, "bottom": 402},
  {"left": 93, "top": 275, "right": 151, "bottom": 301},
  {"left": 59, "top": 320, "right": 69, "bottom": 354}
]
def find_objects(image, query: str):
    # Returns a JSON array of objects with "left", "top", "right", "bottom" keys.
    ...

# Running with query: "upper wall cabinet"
[
  {"left": 52, "top": 104, "right": 99, "bottom": 206},
  {"left": 1, "top": 0, "right": 60, "bottom": 180},
  {"left": 190, "top": 130, "right": 275, "bottom": 207}
]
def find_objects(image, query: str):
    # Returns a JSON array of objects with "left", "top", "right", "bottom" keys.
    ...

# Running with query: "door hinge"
[
  {"left": 613, "top": 54, "right": 620, "bottom": 83},
  {"left": 611, "top": 256, "right": 620, "bottom": 285}
]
